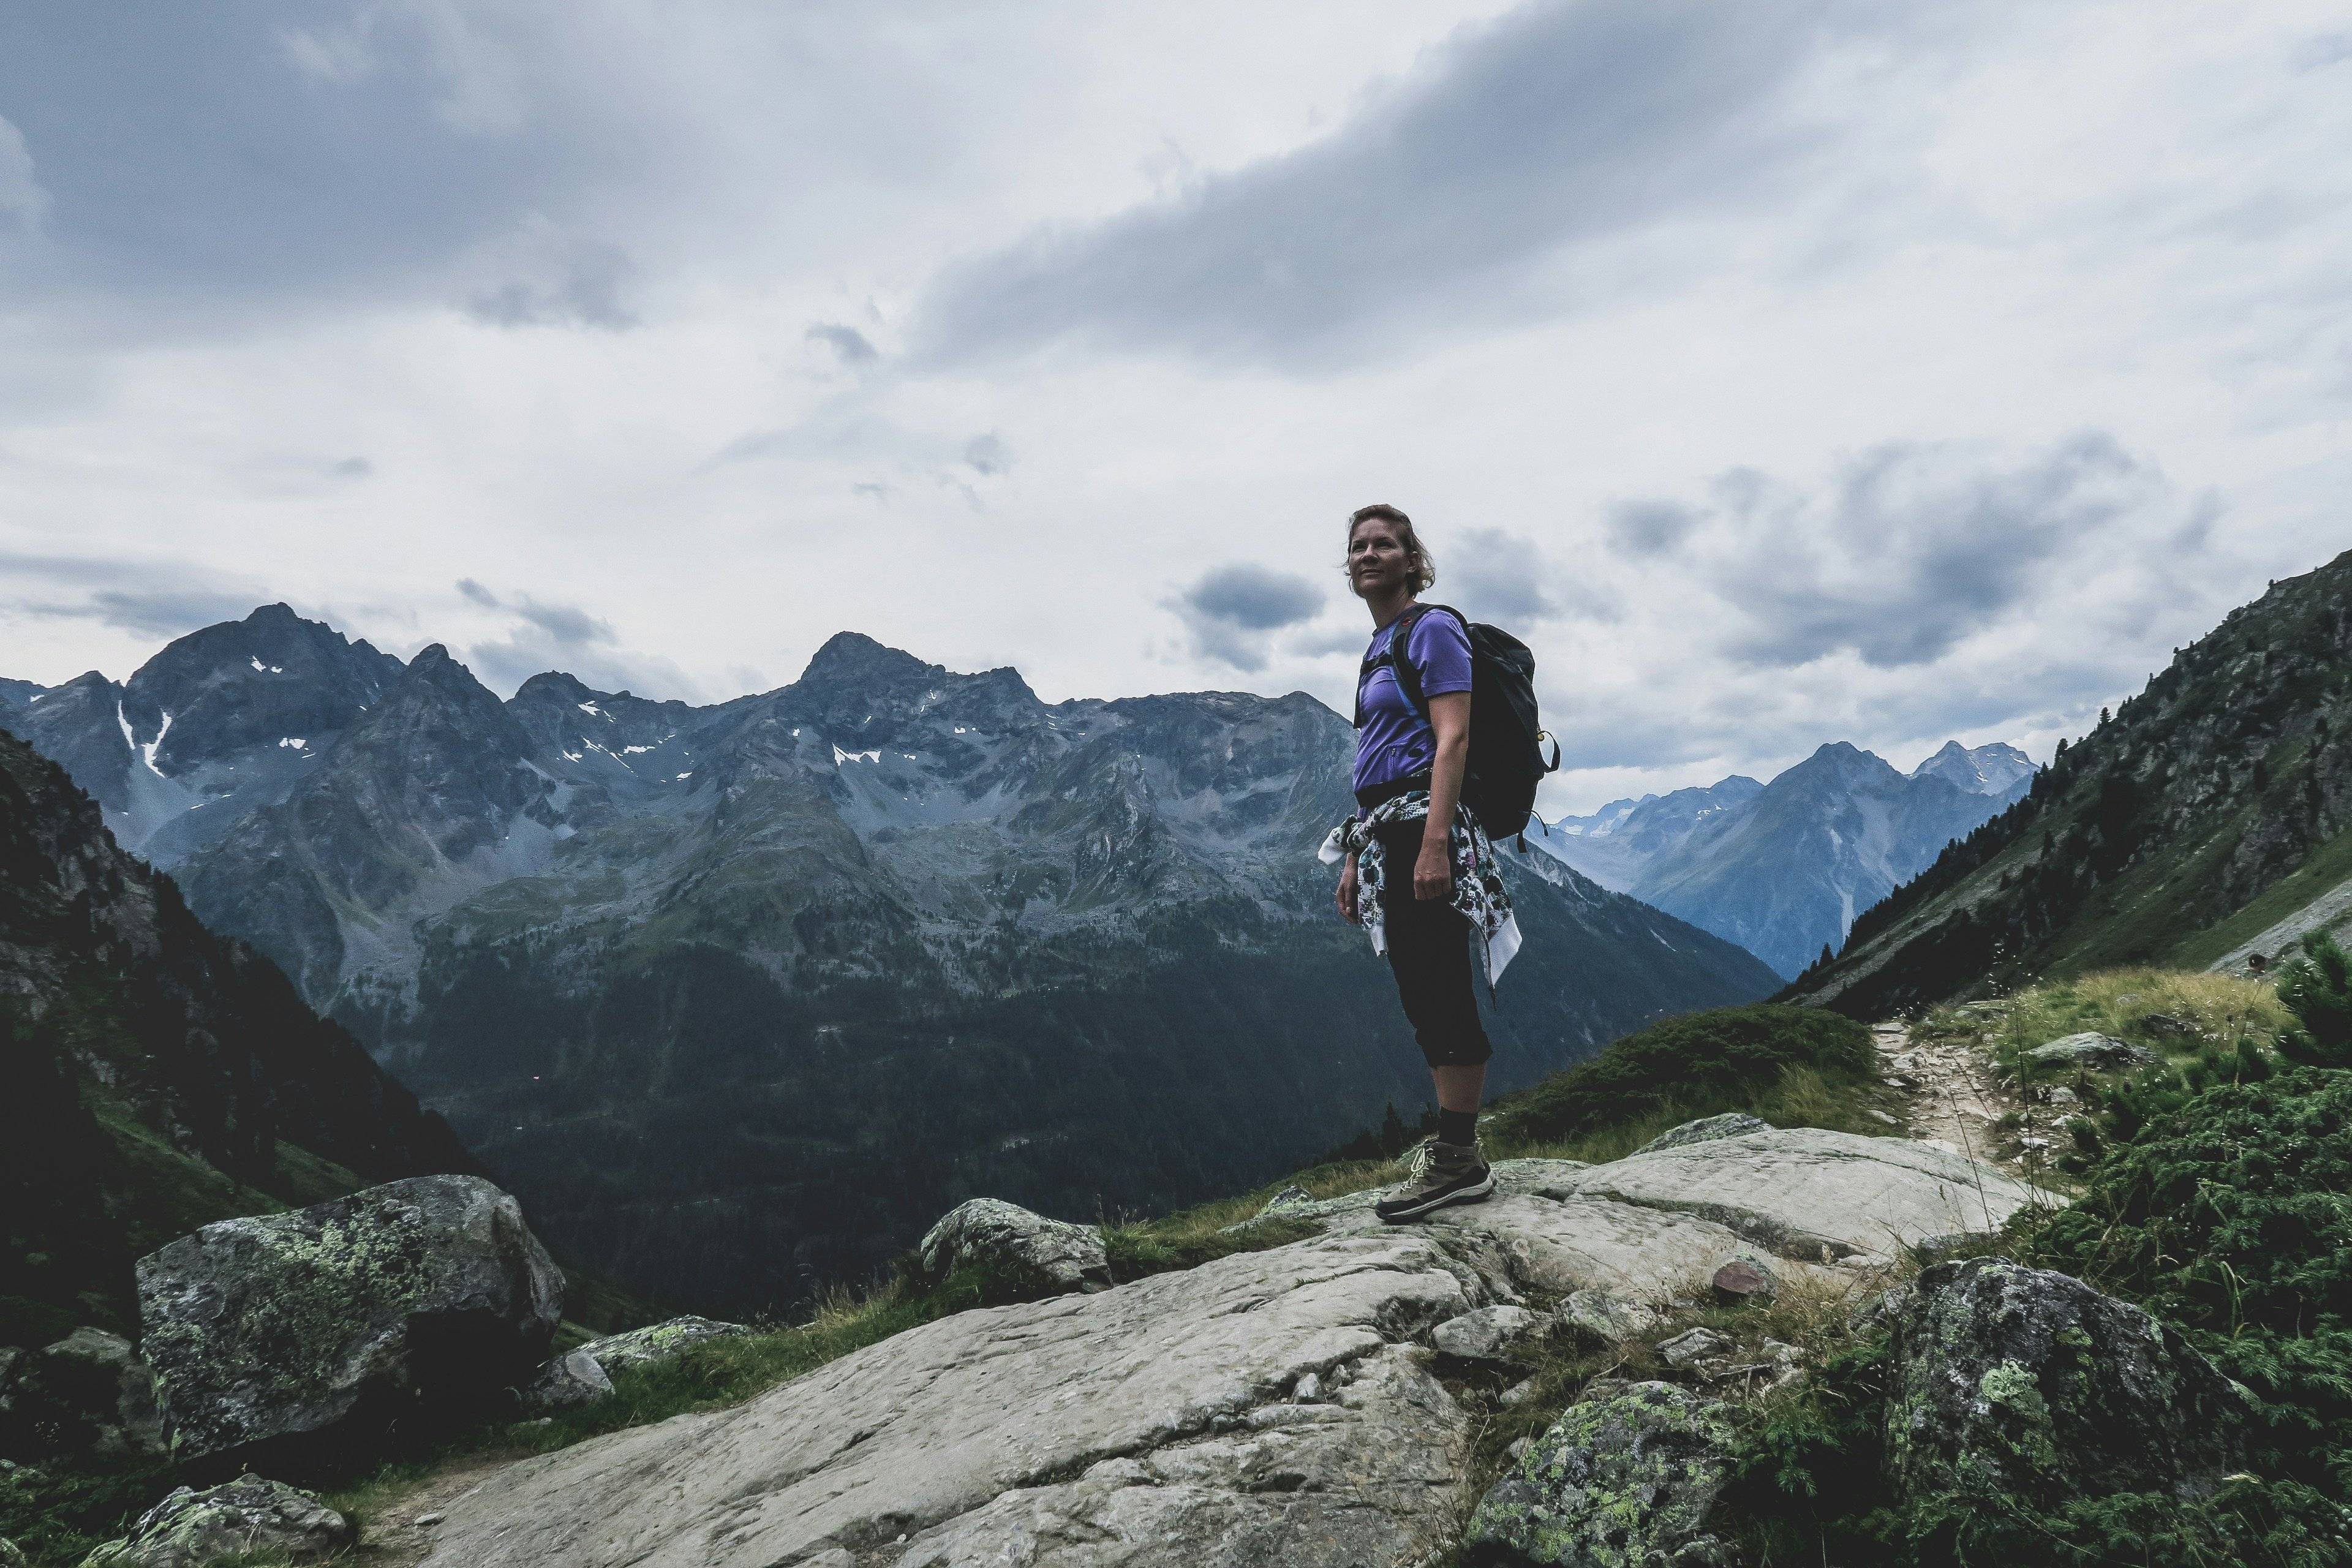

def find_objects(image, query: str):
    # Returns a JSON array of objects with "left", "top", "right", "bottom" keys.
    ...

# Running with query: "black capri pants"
[{"left": 1375, "top": 821, "right": 1493, "bottom": 1069}]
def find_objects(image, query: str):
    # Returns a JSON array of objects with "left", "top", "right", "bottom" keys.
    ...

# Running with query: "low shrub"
[{"left": 1480, "top": 1004, "right": 1878, "bottom": 1150}]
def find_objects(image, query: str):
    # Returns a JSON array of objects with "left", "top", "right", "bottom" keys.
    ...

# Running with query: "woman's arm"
[
  {"left": 1415, "top": 690, "right": 1470, "bottom": 900},
  {"left": 1336, "top": 850, "right": 1360, "bottom": 922}
]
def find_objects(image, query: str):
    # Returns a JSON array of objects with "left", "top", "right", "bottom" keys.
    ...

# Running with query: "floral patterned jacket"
[{"left": 1318, "top": 791, "right": 1521, "bottom": 987}]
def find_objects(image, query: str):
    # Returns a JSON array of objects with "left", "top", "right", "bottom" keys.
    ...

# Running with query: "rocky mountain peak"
[
  {"left": 1911, "top": 739, "right": 2037, "bottom": 797},
  {"left": 797, "top": 631, "right": 939, "bottom": 690}
]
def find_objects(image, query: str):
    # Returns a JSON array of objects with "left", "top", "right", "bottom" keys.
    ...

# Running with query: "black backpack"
[{"left": 1354, "top": 603, "right": 1561, "bottom": 843}]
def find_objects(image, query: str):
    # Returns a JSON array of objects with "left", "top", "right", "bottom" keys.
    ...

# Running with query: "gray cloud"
[
  {"left": 963, "top": 432, "right": 1012, "bottom": 476},
  {"left": 2291, "top": 33, "right": 2352, "bottom": 72},
  {"left": 458, "top": 579, "right": 698, "bottom": 699},
  {"left": 807, "top": 323, "right": 879, "bottom": 364},
  {"left": 1185, "top": 565, "right": 1323, "bottom": 630},
  {"left": 1444, "top": 528, "right": 1564, "bottom": 623},
  {"left": 330, "top": 455, "right": 373, "bottom": 478},
  {"left": 511, "top": 598, "right": 614, "bottom": 647},
  {"left": 1172, "top": 564, "right": 1325, "bottom": 671},
  {"left": 0, "top": 113, "right": 47, "bottom": 227},
  {"left": 1627, "top": 433, "right": 2211, "bottom": 671},
  {"left": 1605, "top": 500, "right": 1699, "bottom": 557},
  {"left": 1, "top": 551, "right": 263, "bottom": 639},
  {"left": 40, "top": 587, "right": 265, "bottom": 640},
  {"left": 465, "top": 242, "right": 638, "bottom": 330},
  {"left": 456, "top": 579, "right": 616, "bottom": 648},
  {"left": 918, "top": 0, "right": 1857, "bottom": 368},
  {"left": 0, "top": 4, "right": 644, "bottom": 309}
]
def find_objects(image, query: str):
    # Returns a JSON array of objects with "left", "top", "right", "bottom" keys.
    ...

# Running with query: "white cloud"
[{"left": 0, "top": 114, "right": 49, "bottom": 228}]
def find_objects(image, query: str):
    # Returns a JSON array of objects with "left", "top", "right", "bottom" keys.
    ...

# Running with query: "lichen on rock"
[
  {"left": 1461, "top": 1380, "right": 1738, "bottom": 1567},
  {"left": 79, "top": 1475, "right": 353, "bottom": 1568},
  {"left": 135, "top": 1175, "right": 563, "bottom": 1468},
  {"left": 1884, "top": 1256, "right": 2248, "bottom": 1509},
  {"left": 918, "top": 1197, "right": 1110, "bottom": 1295},
  {"left": 576, "top": 1315, "right": 752, "bottom": 1376}
]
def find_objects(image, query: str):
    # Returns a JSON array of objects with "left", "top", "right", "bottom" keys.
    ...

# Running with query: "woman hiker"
[{"left": 1322, "top": 503, "right": 1519, "bottom": 1223}]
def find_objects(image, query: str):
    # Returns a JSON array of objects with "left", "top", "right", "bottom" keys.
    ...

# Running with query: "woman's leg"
[
  {"left": 1378, "top": 824, "right": 1493, "bottom": 1143},
  {"left": 1375, "top": 876, "right": 1496, "bottom": 1221}
]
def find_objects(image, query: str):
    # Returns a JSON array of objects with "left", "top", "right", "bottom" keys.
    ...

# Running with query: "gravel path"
[{"left": 1871, "top": 1018, "right": 2022, "bottom": 1167}]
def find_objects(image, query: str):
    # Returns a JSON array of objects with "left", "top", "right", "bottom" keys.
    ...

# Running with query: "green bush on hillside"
[
  {"left": 2022, "top": 1068, "right": 2352, "bottom": 1501},
  {"left": 1482, "top": 1005, "right": 1875, "bottom": 1150},
  {"left": 2277, "top": 930, "right": 2352, "bottom": 1068}
]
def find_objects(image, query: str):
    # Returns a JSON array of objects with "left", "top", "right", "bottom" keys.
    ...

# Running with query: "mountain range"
[
  {"left": 1790, "top": 548, "right": 2352, "bottom": 1016},
  {"left": 2, "top": 609, "right": 1779, "bottom": 1311},
  {"left": 1534, "top": 741, "right": 2036, "bottom": 978}
]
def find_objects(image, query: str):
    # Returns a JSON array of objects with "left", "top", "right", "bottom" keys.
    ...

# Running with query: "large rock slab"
[
  {"left": 137, "top": 1175, "right": 563, "bottom": 1468},
  {"left": 1291, "top": 1188, "right": 1841, "bottom": 1311},
  {"left": 1886, "top": 1257, "right": 2248, "bottom": 1506},
  {"left": 418, "top": 1233, "right": 1479, "bottom": 1568},
  {"left": 1461, "top": 1381, "right": 1737, "bottom": 1567},
  {"left": 80, "top": 1476, "right": 353, "bottom": 1568},
  {"left": 919, "top": 1198, "right": 1111, "bottom": 1295},
  {"left": 1567, "top": 1129, "right": 2046, "bottom": 1264}
]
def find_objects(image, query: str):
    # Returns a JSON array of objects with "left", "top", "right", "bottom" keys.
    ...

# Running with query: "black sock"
[{"left": 1438, "top": 1107, "right": 1478, "bottom": 1148}]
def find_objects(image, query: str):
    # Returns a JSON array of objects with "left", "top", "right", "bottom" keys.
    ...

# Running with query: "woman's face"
[{"left": 1348, "top": 520, "right": 1410, "bottom": 598}]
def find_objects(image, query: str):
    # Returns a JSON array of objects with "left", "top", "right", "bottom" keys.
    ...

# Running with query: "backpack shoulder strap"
[{"left": 1387, "top": 603, "right": 1468, "bottom": 719}]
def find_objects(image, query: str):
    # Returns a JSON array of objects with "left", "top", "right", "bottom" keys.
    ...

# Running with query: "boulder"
[
  {"left": 519, "top": 1350, "right": 613, "bottom": 1414},
  {"left": 918, "top": 1198, "right": 1110, "bottom": 1295},
  {"left": 2024, "top": 1032, "right": 2158, "bottom": 1071},
  {"left": 1709, "top": 1257, "right": 1776, "bottom": 1304},
  {"left": 1654, "top": 1327, "right": 1733, "bottom": 1371},
  {"left": 1461, "top": 1381, "right": 1738, "bottom": 1567},
  {"left": 137, "top": 1175, "right": 563, "bottom": 1469},
  {"left": 1886, "top": 1258, "right": 2249, "bottom": 1507},
  {"left": 80, "top": 1476, "right": 353, "bottom": 1568},
  {"left": 0, "top": 1329, "right": 164, "bottom": 1462},
  {"left": 1431, "top": 1306, "right": 1548, "bottom": 1365},
  {"left": 1630, "top": 1114, "right": 1773, "bottom": 1157},
  {"left": 1560, "top": 1289, "right": 1646, "bottom": 1343},
  {"left": 576, "top": 1316, "right": 753, "bottom": 1375}
]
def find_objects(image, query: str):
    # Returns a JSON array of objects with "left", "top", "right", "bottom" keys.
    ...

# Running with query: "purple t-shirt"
[{"left": 1353, "top": 609, "right": 1472, "bottom": 800}]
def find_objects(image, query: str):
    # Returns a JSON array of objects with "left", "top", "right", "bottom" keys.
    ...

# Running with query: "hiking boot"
[{"left": 1375, "top": 1137, "right": 1494, "bottom": 1224}]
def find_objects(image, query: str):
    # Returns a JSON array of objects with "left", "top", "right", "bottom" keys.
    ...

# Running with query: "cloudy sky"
[{"left": 2, "top": 1, "right": 2346, "bottom": 813}]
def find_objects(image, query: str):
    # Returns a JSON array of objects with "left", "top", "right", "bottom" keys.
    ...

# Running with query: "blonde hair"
[{"left": 1344, "top": 503, "right": 1436, "bottom": 595}]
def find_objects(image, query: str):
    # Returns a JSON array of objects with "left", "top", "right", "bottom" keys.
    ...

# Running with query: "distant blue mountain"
[{"left": 1536, "top": 741, "right": 2036, "bottom": 979}]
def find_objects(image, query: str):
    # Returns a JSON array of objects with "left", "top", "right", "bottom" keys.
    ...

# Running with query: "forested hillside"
[
  {"left": 0, "top": 725, "right": 479, "bottom": 1346},
  {"left": 1787, "top": 548, "right": 2352, "bottom": 1016}
]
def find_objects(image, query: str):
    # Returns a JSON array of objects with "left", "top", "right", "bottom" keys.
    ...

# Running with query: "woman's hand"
[
  {"left": 1414, "top": 836, "right": 1452, "bottom": 900},
  {"left": 1336, "top": 855, "right": 1361, "bottom": 923}
]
